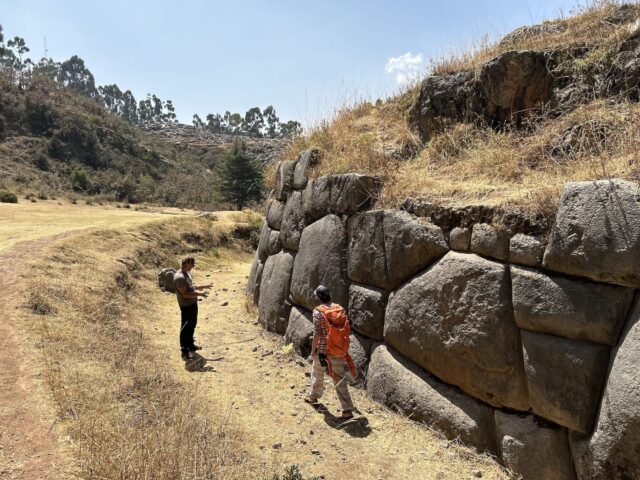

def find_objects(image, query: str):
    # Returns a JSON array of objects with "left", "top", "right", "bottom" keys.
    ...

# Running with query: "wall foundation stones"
[
  {"left": 258, "top": 251, "right": 295, "bottom": 334},
  {"left": 285, "top": 306, "right": 314, "bottom": 358}
]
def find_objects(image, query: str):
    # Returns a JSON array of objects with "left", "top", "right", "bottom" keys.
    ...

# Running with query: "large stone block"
[
  {"left": 285, "top": 306, "right": 314, "bottom": 358},
  {"left": 449, "top": 227, "right": 471, "bottom": 251},
  {"left": 290, "top": 215, "right": 348, "bottom": 311},
  {"left": 470, "top": 223, "right": 509, "bottom": 261},
  {"left": 367, "top": 344, "right": 497, "bottom": 454},
  {"left": 267, "top": 229, "right": 281, "bottom": 255},
  {"left": 245, "top": 255, "right": 263, "bottom": 305},
  {"left": 543, "top": 180, "right": 640, "bottom": 288},
  {"left": 280, "top": 191, "right": 306, "bottom": 251},
  {"left": 302, "top": 176, "right": 332, "bottom": 222},
  {"left": 348, "top": 210, "right": 448, "bottom": 290},
  {"left": 571, "top": 296, "right": 640, "bottom": 479},
  {"left": 384, "top": 251, "right": 529, "bottom": 410},
  {"left": 266, "top": 199, "right": 285, "bottom": 230},
  {"left": 512, "top": 266, "right": 633, "bottom": 345},
  {"left": 495, "top": 411, "right": 576, "bottom": 480},
  {"left": 258, "top": 251, "right": 295, "bottom": 334},
  {"left": 329, "top": 174, "right": 381, "bottom": 216},
  {"left": 292, "top": 148, "right": 319, "bottom": 190},
  {"left": 349, "top": 333, "right": 373, "bottom": 386},
  {"left": 348, "top": 283, "right": 388, "bottom": 341},
  {"left": 522, "top": 330, "right": 610, "bottom": 433},
  {"left": 509, "top": 233, "right": 545, "bottom": 267},
  {"left": 274, "top": 160, "right": 296, "bottom": 201},
  {"left": 257, "top": 222, "right": 271, "bottom": 262}
]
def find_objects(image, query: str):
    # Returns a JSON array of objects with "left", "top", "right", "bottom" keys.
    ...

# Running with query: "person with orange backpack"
[{"left": 304, "top": 285, "right": 356, "bottom": 419}]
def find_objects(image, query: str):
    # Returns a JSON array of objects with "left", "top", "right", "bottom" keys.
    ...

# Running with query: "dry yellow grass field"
[{"left": 2, "top": 203, "right": 513, "bottom": 480}]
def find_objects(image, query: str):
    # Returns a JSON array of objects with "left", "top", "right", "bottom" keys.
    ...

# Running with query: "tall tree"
[
  {"left": 242, "top": 107, "right": 264, "bottom": 137},
  {"left": 193, "top": 114, "right": 205, "bottom": 129},
  {"left": 99, "top": 84, "right": 124, "bottom": 116},
  {"left": 59, "top": 55, "right": 97, "bottom": 97},
  {"left": 263, "top": 105, "right": 279, "bottom": 138},
  {"left": 279, "top": 120, "right": 303, "bottom": 138},
  {"left": 216, "top": 139, "right": 263, "bottom": 210},
  {"left": 121, "top": 90, "right": 138, "bottom": 124},
  {"left": 206, "top": 113, "right": 224, "bottom": 132}
]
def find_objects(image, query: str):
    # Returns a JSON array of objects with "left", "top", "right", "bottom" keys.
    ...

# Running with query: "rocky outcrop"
[
  {"left": 512, "top": 266, "right": 634, "bottom": 345},
  {"left": 290, "top": 214, "right": 348, "bottom": 311},
  {"left": 367, "top": 344, "right": 497, "bottom": 454},
  {"left": 348, "top": 283, "right": 388, "bottom": 341},
  {"left": 495, "top": 412, "right": 576, "bottom": 480},
  {"left": 543, "top": 180, "right": 640, "bottom": 288},
  {"left": 347, "top": 210, "right": 448, "bottom": 290},
  {"left": 522, "top": 330, "right": 610, "bottom": 433},
  {"left": 571, "top": 297, "right": 640, "bottom": 480},
  {"left": 384, "top": 252, "right": 529, "bottom": 410},
  {"left": 258, "top": 251, "right": 295, "bottom": 334}
]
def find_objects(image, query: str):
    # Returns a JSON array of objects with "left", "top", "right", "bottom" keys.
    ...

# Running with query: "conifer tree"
[{"left": 216, "top": 139, "right": 263, "bottom": 210}]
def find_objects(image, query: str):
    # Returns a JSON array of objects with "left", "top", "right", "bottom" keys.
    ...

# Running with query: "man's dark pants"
[{"left": 179, "top": 303, "right": 198, "bottom": 352}]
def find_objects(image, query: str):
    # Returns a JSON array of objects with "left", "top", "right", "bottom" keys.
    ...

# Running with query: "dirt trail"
[
  {"left": 146, "top": 255, "right": 505, "bottom": 480},
  {"left": 0, "top": 234, "right": 76, "bottom": 480}
]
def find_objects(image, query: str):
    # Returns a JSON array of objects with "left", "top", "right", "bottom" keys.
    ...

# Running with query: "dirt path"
[
  {"left": 146, "top": 254, "right": 505, "bottom": 480},
  {"left": 0, "top": 234, "right": 77, "bottom": 480}
]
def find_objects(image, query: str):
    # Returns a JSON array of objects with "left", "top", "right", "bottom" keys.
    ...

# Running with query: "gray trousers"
[{"left": 309, "top": 354, "right": 354, "bottom": 412}]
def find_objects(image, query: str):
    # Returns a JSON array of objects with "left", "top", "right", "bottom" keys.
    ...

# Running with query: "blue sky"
[{"left": 0, "top": 0, "right": 584, "bottom": 125}]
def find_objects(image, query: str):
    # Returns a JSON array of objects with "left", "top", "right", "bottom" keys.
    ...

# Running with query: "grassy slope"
[{"left": 282, "top": 2, "right": 640, "bottom": 218}]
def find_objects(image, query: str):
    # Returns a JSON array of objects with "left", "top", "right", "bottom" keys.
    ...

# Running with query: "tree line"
[
  {"left": 192, "top": 106, "right": 302, "bottom": 139},
  {"left": 0, "top": 24, "right": 301, "bottom": 137}
]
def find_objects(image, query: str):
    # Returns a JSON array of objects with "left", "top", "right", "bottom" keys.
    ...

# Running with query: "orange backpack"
[{"left": 317, "top": 304, "right": 350, "bottom": 356}]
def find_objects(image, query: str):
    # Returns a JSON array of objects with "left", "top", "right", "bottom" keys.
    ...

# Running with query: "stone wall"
[{"left": 247, "top": 152, "right": 640, "bottom": 480}]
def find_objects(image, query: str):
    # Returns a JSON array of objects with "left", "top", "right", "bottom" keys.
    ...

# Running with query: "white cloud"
[{"left": 385, "top": 52, "right": 425, "bottom": 85}]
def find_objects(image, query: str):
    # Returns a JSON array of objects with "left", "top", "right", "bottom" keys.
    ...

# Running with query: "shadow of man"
[
  {"left": 308, "top": 403, "right": 372, "bottom": 438},
  {"left": 183, "top": 352, "right": 215, "bottom": 372}
]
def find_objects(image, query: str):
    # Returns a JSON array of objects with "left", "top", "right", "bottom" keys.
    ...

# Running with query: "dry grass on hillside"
[
  {"left": 19, "top": 217, "right": 256, "bottom": 479},
  {"left": 279, "top": 2, "right": 640, "bottom": 217}
]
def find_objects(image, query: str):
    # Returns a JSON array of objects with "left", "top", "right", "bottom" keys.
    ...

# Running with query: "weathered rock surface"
[
  {"left": 245, "top": 256, "right": 263, "bottom": 305},
  {"left": 257, "top": 222, "right": 271, "bottom": 262},
  {"left": 509, "top": 233, "right": 545, "bottom": 266},
  {"left": 302, "top": 176, "right": 332, "bottom": 222},
  {"left": 280, "top": 191, "right": 305, "bottom": 251},
  {"left": 329, "top": 174, "right": 381, "bottom": 216},
  {"left": 267, "top": 229, "right": 281, "bottom": 255},
  {"left": 258, "top": 251, "right": 295, "bottom": 334},
  {"left": 348, "top": 210, "right": 448, "bottom": 290},
  {"left": 571, "top": 297, "right": 640, "bottom": 480},
  {"left": 158, "top": 268, "right": 177, "bottom": 292},
  {"left": 470, "top": 223, "right": 510, "bottom": 261},
  {"left": 348, "top": 283, "right": 388, "bottom": 341},
  {"left": 266, "top": 199, "right": 285, "bottom": 230},
  {"left": 274, "top": 160, "right": 296, "bottom": 201},
  {"left": 367, "top": 344, "right": 497, "bottom": 454},
  {"left": 480, "top": 50, "right": 552, "bottom": 126},
  {"left": 292, "top": 148, "right": 319, "bottom": 190},
  {"left": 349, "top": 333, "right": 373, "bottom": 386},
  {"left": 285, "top": 306, "right": 314, "bottom": 358},
  {"left": 512, "top": 266, "right": 633, "bottom": 345},
  {"left": 290, "top": 215, "right": 348, "bottom": 311},
  {"left": 385, "top": 251, "right": 529, "bottom": 410},
  {"left": 495, "top": 412, "right": 576, "bottom": 480},
  {"left": 543, "top": 180, "right": 640, "bottom": 288},
  {"left": 449, "top": 227, "right": 471, "bottom": 251},
  {"left": 522, "top": 330, "right": 610, "bottom": 433}
]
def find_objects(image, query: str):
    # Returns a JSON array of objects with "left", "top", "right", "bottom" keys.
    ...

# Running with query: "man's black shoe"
[
  {"left": 188, "top": 345, "right": 202, "bottom": 351},
  {"left": 181, "top": 350, "right": 191, "bottom": 360}
]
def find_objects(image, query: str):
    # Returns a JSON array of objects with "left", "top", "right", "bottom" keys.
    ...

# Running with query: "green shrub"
[{"left": 0, "top": 190, "right": 18, "bottom": 203}]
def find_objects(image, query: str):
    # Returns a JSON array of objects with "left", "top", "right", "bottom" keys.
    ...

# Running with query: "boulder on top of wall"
[
  {"left": 543, "top": 180, "right": 640, "bottom": 288},
  {"left": 285, "top": 306, "right": 314, "bottom": 358},
  {"left": 349, "top": 333, "right": 373, "bottom": 386},
  {"left": 258, "top": 251, "right": 295, "bottom": 334},
  {"left": 348, "top": 283, "right": 388, "bottom": 341},
  {"left": 480, "top": 50, "right": 552, "bottom": 126},
  {"left": 280, "top": 191, "right": 306, "bottom": 251},
  {"left": 511, "top": 266, "right": 634, "bottom": 345},
  {"left": 470, "top": 223, "right": 510, "bottom": 261},
  {"left": 348, "top": 210, "right": 448, "bottom": 291},
  {"left": 274, "top": 160, "right": 297, "bottom": 201},
  {"left": 495, "top": 411, "right": 576, "bottom": 480},
  {"left": 521, "top": 330, "right": 610, "bottom": 434},
  {"left": 302, "top": 176, "right": 333, "bottom": 222},
  {"left": 245, "top": 255, "right": 263, "bottom": 305},
  {"left": 292, "top": 148, "right": 319, "bottom": 190},
  {"left": 367, "top": 344, "right": 497, "bottom": 454},
  {"left": 571, "top": 296, "right": 640, "bottom": 480},
  {"left": 266, "top": 199, "right": 286, "bottom": 230},
  {"left": 267, "top": 229, "right": 281, "bottom": 255},
  {"left": 509, "top": 233, "right": 545, "bottom": 266},
  {"left": 330, "top": 174, "right": 382, "bottom": 216},
  {"left": 290, "top": 214, "right": 348, "bottom": 311},
  {"left": 385, "top": 251, "right": 529, "bottom": 410},
  {"left": 450, "top": 226, "right": 471, "bottom": 251},
  {"left": 257, "top": 222, "right": 271, "bottom": 262}
]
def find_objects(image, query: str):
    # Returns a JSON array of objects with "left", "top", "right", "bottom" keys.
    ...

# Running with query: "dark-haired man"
[{"left": 173, "top": 256, "right": 212, "bottom": 360}]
